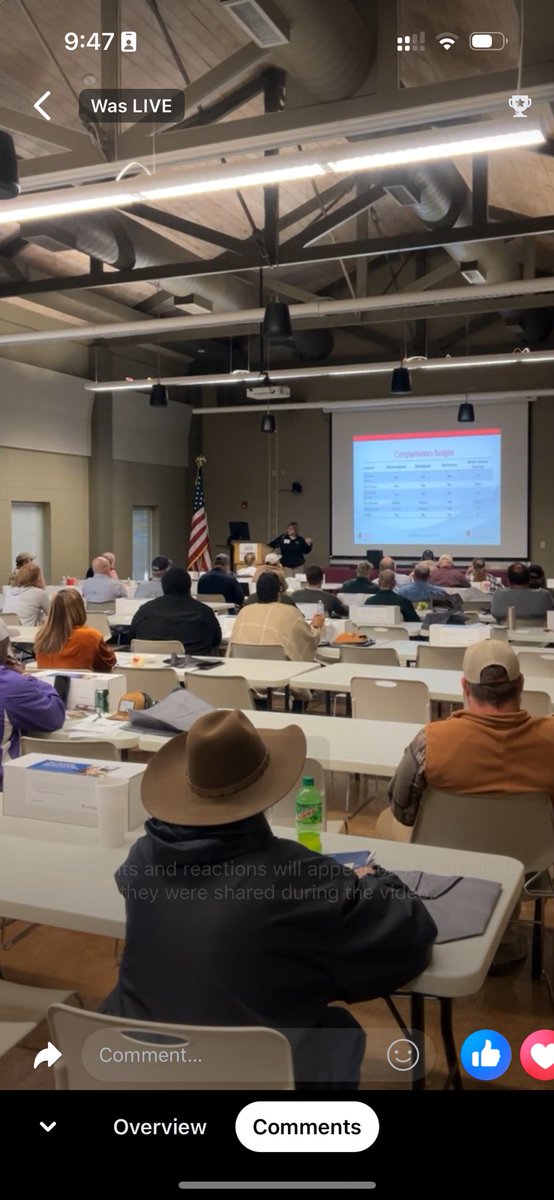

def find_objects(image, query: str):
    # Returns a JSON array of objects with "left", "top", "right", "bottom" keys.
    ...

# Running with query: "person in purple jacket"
[{"left": 0, "top": 618, "right": 65, "bottom": 787}]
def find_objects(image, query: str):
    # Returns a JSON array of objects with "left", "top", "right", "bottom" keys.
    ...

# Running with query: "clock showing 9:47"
[{"left": 65, "top": 31, "right": 137, "bottom": 52}]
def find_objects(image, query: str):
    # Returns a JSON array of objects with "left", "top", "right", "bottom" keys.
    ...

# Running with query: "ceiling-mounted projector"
[{"left": 246, "top": 384, "right": 291, "bottom": 400}]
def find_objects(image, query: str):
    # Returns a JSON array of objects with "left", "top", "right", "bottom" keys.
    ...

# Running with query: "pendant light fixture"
[
  {"left": 390, "top": 325, "right": 412, "bottom": 394},
  {"left": 150, "top": 332, "right": 168, "bottom": 406},
  {"left": 0, "top": 131, "right": 20, "bottom": 199},
  {"left": 457, "top": 398, "right": 475, "bottom": 422},
  {"left": 262, "top": 301, "right": 293, "bottom": 343}
]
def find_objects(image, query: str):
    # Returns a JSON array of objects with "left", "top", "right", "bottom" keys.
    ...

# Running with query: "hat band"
[{"left": 188, "top": 748, "right": 270, "bottom": 798}]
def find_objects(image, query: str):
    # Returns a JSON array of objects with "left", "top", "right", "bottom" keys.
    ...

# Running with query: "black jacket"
[
  {"left": 269, "top": 533, "right": 312, "bottom": 569},
  {"left": 364, "top": 588, "right": 420, "bottom": 623},
  {"left": 128, "top": 594, "right": 222, "bottom": 654},
  {"left": 104, "top": 815, "right": 436, "bottom": 1078},
  {"left": 197, "top": 568, "right": 244, "bottom": 607},
  {"left": 293, "top": 587, "right": 348, "bottom": 619},
  {"left": 341, "top": 577, "right": 377, "bottom": 594}
]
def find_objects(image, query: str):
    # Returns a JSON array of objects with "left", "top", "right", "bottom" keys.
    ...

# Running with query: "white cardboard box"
[
  {"left": 3, "top": 754, "right": 147, "bottom": 829},
  {"left": 429, "top": 624, "right": 491, "bottom": 646},
  {"left": 35, "top": 671, "right": 126, "bottom": 713},
  {"left": 350, "top": 605, "right": 402, "bottom": 626}
]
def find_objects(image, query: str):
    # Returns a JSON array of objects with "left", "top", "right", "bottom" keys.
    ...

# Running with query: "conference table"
[
  {"left": 0, "top": 818, "right": 523, "bottom": 1089},
  {"left": 138, "top": 712, "right": 422, "bottom": 779},
  {"left": 115, "top": 654, "right": 322, "bottom": 710},
  {"left": 295, "top": 661, "right": 554, "bottom": 711}
]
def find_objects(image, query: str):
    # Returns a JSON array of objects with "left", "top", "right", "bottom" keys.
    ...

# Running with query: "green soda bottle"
[{"left": 295, "top": 775, "right": 323, "bottom": 852}]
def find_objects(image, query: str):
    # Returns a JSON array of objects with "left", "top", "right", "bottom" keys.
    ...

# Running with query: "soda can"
[{"left": 95, "top": 688, "right": 109, "bottom": 714}]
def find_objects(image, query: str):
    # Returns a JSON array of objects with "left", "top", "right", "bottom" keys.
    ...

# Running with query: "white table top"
[
  {"left": 38, "top": 715, "right": 140, "bottom": 750},
  {"left": 0, "top": 824, "right": 522, "bottom": 997},
  {"left": 186, "top": 659, "right": 322, "bottom": 689},
  {"left": 296, "top": 662, "right": 554, "bottom": 709},
  {"left": 9, "top": 626, "right": 39, "bottom": 643},
  {"left": 138, "top": 711, "right": 422, "bottom": 776},
  {"left": 110, "top": 602, "right": 234, "bottom": 625}
]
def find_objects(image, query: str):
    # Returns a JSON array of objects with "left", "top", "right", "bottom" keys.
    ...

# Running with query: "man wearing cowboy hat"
[{"left": 104, "top": 710, "right": 436, "bottom": 1087}]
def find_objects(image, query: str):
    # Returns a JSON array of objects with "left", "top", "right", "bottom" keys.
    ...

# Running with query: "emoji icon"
[
  {"left": 386, "top": 1039, "right": 420, "bottom": 1072},
  {"left": 520, "top": 1030, "right": 554, "bottom": 1081},
  {"left": 461, "top": 1029, "right": 511, "bottom": 1080}
]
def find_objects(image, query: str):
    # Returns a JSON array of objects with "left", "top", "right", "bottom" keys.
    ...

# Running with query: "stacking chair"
[
  {"left": 416, "top": 644, "right": 466, "bottom": 671},
  {"left": 521, "top": 690, "right": 551, "bottom": 716},
  {"left": 518, "top": 652, "right": 554, "bottom": 677},
  {"left": 351, "top": 676, "right": 431, "bottom": 724},
  {"left": 197, "top": 594, "right": 226, "bottom": 604},
  {"left": 0, "top": 980, "right": 75, "bottom": 1060},
  {"left": 119, "top": 666, "right": 179, "bottom": 702},
  {"left": 339, "top": 646, "right": 400, "bottom": 667},
  {"left": 229, "top": 644, "right": 286, "bottom": 660},
  {"left": 130, "top": 639, "right": 185, "bottom": 655},
  {"left": 48, "top": 1005, "right": 294, "bottom": 1090},
  {"left": 0, "top": 613, "right": 18, "bottom": 625},
  {"left": 85, "top": 613, "right": 111, "bottom": 639},
  {"left": 185, "top": 673, "right": 254, "bottom": 711},
  {"left": 413, "top": 787, "right": 554, "bottom": 982},
  {"left": 86, "top": 602, "right": 116, "bottom": 614}
]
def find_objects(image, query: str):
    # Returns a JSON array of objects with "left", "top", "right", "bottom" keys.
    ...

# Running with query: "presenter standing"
[{"left": 269, "top": 522, "right": 313, "bottom": 571}]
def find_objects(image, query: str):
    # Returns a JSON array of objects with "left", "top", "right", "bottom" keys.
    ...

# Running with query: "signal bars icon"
[{"left": 396, "top": 32, "right": 426, "bottom": 52}]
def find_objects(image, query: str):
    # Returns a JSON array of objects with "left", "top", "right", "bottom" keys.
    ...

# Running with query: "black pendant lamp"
[
  {"left": 390, "top": 365, "right": 412, "bottom": 395},
  {"left": 262, "top": 300, "right": 293, "bottom": 344},
  {"left": 0, "top": 131, "right": 20, "bottom": 199},
  {"left": 458, "top": 399, "right": 475, "bottom": 422},
  {"left": 149, "top": 383, "right": 168, "bottom": 407},
  {"left": 261, "top": 412, "right": 276, "bottom": 433}
]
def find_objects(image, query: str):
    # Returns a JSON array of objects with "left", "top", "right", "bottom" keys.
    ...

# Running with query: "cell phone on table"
[{"left": 191, "top": 660, "right": 223, "bottom": 671}]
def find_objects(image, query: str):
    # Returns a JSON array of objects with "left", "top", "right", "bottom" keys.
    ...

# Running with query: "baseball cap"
[
  {"left": 108, "top": 691, "right": 153, "bottom": 721},
  {"left": 151, "top": 556, "right": 170, "bottom": 572},
  {"left": 463, "top": 640, "right": 521, "bottom": 684},
  {"left": 265, "top": 552, "right": 281, "bottom": 565}
]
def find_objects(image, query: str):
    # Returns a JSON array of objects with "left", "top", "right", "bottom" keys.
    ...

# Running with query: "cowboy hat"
[{"left": 141, "top": 708, "right": 306, "bottom": 826}]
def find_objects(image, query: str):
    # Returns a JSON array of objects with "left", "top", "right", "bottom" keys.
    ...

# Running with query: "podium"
[{"left": 231, "top": 541, "right": 270, "bottom": 570}]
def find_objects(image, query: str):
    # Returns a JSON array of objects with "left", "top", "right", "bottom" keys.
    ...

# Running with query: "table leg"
[
  {"left": 267, "top": 687, "right": 273, "bottom": 712},
  {"left": 440, "top": 998, "right": 463, "bottom": 1091},
  {"left": 284, "top": 685, "right": 290, "bottom": 712},
  {"left": 410, "top": 994, "right": 426, "bottom": 1091},
  {"left": 325, "top": 690, "right": 331, "bottom": 716}
]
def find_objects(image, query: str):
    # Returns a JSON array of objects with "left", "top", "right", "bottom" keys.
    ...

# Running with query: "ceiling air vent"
[{"left": 220, "top": 0, "right": 290, "bottom": 48}]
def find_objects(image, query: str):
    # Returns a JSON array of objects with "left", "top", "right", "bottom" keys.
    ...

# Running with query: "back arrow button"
[{"left": 34, "top": 91, "right": 51, "bottom": 121}]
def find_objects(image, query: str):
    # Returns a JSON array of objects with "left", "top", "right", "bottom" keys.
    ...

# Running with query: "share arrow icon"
[{"left": 33, "top": 1042, "right": 62, "bottom": 1070}]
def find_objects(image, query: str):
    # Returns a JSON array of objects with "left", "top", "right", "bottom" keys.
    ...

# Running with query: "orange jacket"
[{"left": 36, "top": 626, "right": 116, "bottom": 672}]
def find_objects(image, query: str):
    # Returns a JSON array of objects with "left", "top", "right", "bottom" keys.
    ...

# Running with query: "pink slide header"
[{"left": 353, "top": 429, "right": 501, "bottom": 441}]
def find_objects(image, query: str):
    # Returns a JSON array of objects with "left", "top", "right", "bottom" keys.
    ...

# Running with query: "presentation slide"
[
  {"left": 352, "top": 428, "right": 501, "bottom": 548},
  {"left": 331, "top": 402, "right": 529, "bottom": 559}
]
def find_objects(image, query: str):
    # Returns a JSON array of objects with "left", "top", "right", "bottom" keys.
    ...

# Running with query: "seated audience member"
[
  {"left": 102, "top": 551, "right": 119, "bottom": 579},
  {"left": 197, "top": 553, "right": 244, "bottom": 608},
  {"left": 0, "top": 618, "right": 65, "bottom": 787},
  {"left": 135, "top": 556, "right": 172, "bottom": 600},
  {"left": 379, "top": 556, "right": 411, "bottom": 588},
  {"left": 293, "top": 565, "right": 348, "bottom": 618},
  {"left": 243, "top": 575, "right": 295, "bottom": 607},
  {"left": 252, "top": 552, "right": 288, "bottom": 594},
  {"left": 237, "top": 551, "right": 257, "bottom": 578},
  {"left": 397, "top": 562, "right": 448, "bottom": 604},
  {"left": 340, "top": 561, "right": 378, "bottom": 595},
  {"left": 380, "top": 639, "right": 554, "bottom": 967},
  {"left": 228, "top": 571, "right": 324, "bottom": 661},
  {"left": 6, "top": 563, "right": 50, "bottom": 626},
  {"left": 491, "top": 562, "right": 554, "bottom": 622},
  {"left": 129, "top": 567, "right": 221, "bottom": 655},
  {"left": 35, "top": 590, "right": 117, "bottom": 672},
  {"left": 529, "top": 563, "right": 547, "bottom": 590},
  {"left": 9, "top": 551, "right": 35, "bottom": 585},
  {"left": 466, "top": 557, "right": 504, "bottom": 592},
  {"left": 429, "top": 554, "right": 468, "bottom": 588},
  {"left": 103, "top": 709, "right": 436, "bottom": 1086},
  {"left": 365, "top": 569, "right": 420, "bottom": 622},
  {"left": 82, "top": 556, "right": 127, "bottom": 604}
]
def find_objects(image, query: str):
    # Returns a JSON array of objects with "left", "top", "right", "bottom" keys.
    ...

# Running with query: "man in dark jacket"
[
  {"left": 197, "top": 554, "right": 244, "bottom": 608},
  {"left": 269, "top": 522, "right": 313, "bottom": 570},
  {"left": 104, "top": 710, "right": 436, "bottom": 1088},
  {"left": 294, "top": 565, "right": 348, "bottom": 618},
  {"left": 364, "top": 569, "right": 420, "bottom": 623},
  {"left": 341, "top": 562, "right": 378, "bottom": 594},
  {"left": 129, "top": 567, "right": 221, "bottom": 655}
]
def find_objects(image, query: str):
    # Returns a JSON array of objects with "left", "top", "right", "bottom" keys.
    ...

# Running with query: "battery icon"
[{"left": 469, "top": 32, "right": 507, "bottom": 50}]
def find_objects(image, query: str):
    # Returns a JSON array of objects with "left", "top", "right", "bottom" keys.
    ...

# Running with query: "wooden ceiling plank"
[{"left": 0, "top": 104, "right": 99, "bottom": 154}]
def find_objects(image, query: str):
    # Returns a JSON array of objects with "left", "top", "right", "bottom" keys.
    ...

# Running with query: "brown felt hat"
[{"left": 141, "top": 708, "right": 306, "bottom": 826}]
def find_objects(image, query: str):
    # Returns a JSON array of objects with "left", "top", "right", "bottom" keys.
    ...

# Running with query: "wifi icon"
[{"left": 436, "top": 32, "right": 459, "bottom": 50}]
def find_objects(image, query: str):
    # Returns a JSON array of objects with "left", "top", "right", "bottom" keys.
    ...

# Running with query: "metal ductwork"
[
  {"left": 25, "top": 214, "right": 138, "bottom": 269},
  {"left": 270, "top": 0, "right": 373, "bottom": 101}
]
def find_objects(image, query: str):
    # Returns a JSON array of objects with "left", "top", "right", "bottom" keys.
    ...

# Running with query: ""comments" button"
[{"left": 235, "top": 1102, "right": 379, "bottom": 1153}]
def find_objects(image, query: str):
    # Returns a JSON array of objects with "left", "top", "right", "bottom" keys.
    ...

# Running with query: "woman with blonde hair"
[
  {"left": 5, "top": 562, "right": 49, "bottom": 626},
  {"left": 102, "top": 551, "right": 119, "bottom": 579},
  {"left": 35, "top": 589, "right": 116, "bottom": 671}
]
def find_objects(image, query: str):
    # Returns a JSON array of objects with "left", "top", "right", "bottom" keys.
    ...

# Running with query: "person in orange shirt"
[{"left": 35, "top": 589, "right": 116, "bottom": 672}]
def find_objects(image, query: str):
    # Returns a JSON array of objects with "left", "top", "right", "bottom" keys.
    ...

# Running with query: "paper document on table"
[{"left": 67, "top": 716, "right": 129, "bottom": 738}]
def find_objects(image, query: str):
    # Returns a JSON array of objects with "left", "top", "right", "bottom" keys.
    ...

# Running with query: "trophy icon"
[{"left": 509, "top": 94, "right": 532, "bottom": 118}]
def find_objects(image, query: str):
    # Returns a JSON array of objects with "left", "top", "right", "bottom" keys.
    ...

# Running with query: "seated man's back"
[{"left": 129, "top": 567, "right": 221, "bottom": 654}]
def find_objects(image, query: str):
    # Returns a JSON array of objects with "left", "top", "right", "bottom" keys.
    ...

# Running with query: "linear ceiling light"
[
  {"left": 0, "top": 121, "right": 544, "bottom": 225},
  {"left": 84, "top": 348, "right": 554, "bottom": 393}
]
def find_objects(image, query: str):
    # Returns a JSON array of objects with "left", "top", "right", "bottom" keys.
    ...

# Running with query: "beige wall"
[
  {"left": 202, "top": 409, "right": 331, "bottom": 562},
  {"left": 111, "top": 460, "right": 189, "bottom": 578},
  {"left": 529, "top": 397, "right": 554, "bottom": 572},
  {"left": 0, "top": 447, "right": 89, "bottom": 581}
]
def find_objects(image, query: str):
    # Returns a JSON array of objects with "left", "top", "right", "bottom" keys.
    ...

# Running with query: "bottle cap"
[{"left": 302, "top": 776, "right": 315, "bottom": 787}]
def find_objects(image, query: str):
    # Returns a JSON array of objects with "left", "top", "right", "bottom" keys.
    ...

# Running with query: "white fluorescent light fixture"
[
  {"left": 84, "top": 348, "right": 554, "bottom": 393},
  {"left": 0, "top": 120, "right": 544, "bottom": 225}
]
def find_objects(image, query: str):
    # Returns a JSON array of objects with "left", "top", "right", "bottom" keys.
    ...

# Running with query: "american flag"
[{"left": 187, "top": 457, "right": 212, "bottom": 572}]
